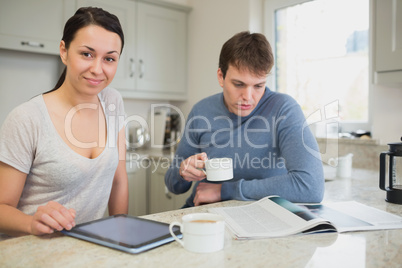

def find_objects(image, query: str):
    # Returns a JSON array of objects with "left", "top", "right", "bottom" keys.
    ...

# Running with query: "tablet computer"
[{"left": 61, "top": 214, "right": 181, "bottom": 254}]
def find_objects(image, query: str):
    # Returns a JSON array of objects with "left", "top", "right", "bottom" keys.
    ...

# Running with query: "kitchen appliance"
[
  {"left": 151, "top": 109, "right": 168, "bottom": 148},
  {"left": 379, "top": 137, "right": 402, "bottom": 204},
  {"left": 126, "top": 120, "right": 150, "bottom": 150}
]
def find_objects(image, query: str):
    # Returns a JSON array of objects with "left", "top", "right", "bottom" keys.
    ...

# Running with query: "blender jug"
[{"left": 379, "top": 137, "right": 402, "bottom": 204}]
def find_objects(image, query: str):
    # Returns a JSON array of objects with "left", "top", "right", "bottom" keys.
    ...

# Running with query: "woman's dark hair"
[
  {"left": 219, "top": 31, "right": 274, "bottom": 79},
  {"left": 47, "top": 7, "right": 124, "bottom": 93}
]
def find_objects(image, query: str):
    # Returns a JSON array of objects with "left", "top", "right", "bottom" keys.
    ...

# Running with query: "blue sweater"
[{"left": 165, "top": 87, "right": 324, "bottom": 207}]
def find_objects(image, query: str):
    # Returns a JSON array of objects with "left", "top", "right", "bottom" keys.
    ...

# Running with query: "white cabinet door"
[
  {"left": 0, "top": 0, "right": 75, "bottom": 54},
  {"left": 374, "top": 0, "right": 402, "bottom": 85},
  {"left": 148, "top": 159, "right": 193, "bottom": 214},
  {"left": 75, "top": 0, "right": 188, "bottom": 100},
  {"left": 149, "top": 161, "right": 176, "bottom": 214},
  {"left": 375, "top": 0, "right": 402, "bottom": 72},
  {"left": 127, "top": 160, "right": 147, "bottom": 216},
  {"left": 76, "top": 0, "right": 136, "bottom": 91},
  {"left": 135, "top": 2, "right": 187, "bottom": 99}
]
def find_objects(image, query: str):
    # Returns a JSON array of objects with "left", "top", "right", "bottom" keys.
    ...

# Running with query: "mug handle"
[
  {"left": 379, "top": 152, "right": 388, "bottom": 190},
  {"left": 328, "top": 157, "right": 338, "bottom": 167},
  {"left": 169, "top": 222, "right": 184, "bottom": 247}
]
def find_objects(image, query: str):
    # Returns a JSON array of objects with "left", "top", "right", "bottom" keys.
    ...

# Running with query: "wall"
[
  {"left": 172, "top": 0, "right": 261, "bottom": 117},
  {"left": 0, "top": 49, "right": 60, "bottom": 124}
]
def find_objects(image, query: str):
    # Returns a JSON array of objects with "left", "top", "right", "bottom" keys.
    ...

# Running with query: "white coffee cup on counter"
[
  {"left": 169, "top": 213, "right": 225, "bottom": 253},
  {"left": 328, "top": 153, "right": 353, "bottom": 178},
  {"left": 203, "top": 158, "right": 233, "bottom": 181}
]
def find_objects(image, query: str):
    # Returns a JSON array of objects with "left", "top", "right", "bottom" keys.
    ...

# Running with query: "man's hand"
[
  {"left": 193, "top": 182, "right": 222, "bottom": 206},
  {"left": 179, "top": 153, "right": 208, "bottom": 182}
]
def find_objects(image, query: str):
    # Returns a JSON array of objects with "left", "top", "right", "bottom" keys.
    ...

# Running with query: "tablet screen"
[{"left": 62, "top": 215, "right": 181, "bottom": 253}]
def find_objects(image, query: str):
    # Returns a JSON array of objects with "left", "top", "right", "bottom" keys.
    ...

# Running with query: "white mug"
[
  {"left": 328, "top": 153, "right": 353, "bottom": 178},
  {"left": 204, "top": 158, "right": 233, "bottom": 181},
  {"left": 169, "top": 213, "right": 225, "bottom": 253}
]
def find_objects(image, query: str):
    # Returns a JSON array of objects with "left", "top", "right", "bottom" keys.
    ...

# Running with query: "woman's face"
[{"left": 60, "top": 25, "right": 122, "bottom": 96}]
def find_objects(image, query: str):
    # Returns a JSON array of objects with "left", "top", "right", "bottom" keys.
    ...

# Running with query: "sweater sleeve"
[
  {"left": 221, "top": 96, "right": 324, "bottom": 203},
  {"left": 164, "top": 108, "right": 199, "bottom": 194}
]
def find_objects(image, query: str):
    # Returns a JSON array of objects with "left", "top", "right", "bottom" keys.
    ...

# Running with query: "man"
[{"left": 165, "top": 31, "right": 324, "bottom": 207}]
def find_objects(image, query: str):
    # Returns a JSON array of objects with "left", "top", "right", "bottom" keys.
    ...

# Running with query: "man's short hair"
[{"left": 219, "top": 31, "right": 274, "bottom": 79}]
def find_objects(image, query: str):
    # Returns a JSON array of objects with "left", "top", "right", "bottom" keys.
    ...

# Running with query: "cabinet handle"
[
  {"left": 139, "top": 59, "right": 144, "bottom": 79},
  {"left": 21, "top": 41, "right": 44, "bottom": 48},
  {"left": 164, "top": 186, "right": 172, "bottom": 200},
  {"left": 129, "top": 58, "right": 135, "bottom": 78}
]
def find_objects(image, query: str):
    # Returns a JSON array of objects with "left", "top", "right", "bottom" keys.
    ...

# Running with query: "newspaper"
[{"left": 209, "top": 196, "right": 402, "bottom": 239}]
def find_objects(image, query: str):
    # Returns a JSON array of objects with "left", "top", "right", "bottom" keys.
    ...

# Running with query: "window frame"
[{"left": 263, "top": 0, "right": 373, "bottom": 134}]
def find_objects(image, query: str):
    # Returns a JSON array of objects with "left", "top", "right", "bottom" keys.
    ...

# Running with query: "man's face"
[{"left": 218, "top": 65, "right": 267, "bottom": 117}]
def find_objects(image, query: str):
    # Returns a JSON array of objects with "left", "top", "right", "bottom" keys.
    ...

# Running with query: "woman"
[{"left": 0, "top": 7, "right": 128, "bottom": 237}]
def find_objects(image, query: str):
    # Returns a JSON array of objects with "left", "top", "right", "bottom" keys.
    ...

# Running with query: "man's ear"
[
  {"left": 217, "top": 68, "right": 224, "bottom": 87},
  {"left": 59, "top": 40, "right": 67, "bottom": 65}
]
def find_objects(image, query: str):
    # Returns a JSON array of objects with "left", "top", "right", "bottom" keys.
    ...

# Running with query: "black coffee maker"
[{"left": 380, "top": 137, "right": 402, "bottom": 204}]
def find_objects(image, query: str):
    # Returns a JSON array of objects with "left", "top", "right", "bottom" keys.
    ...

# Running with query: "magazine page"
[
  {"left": 303, "top": 201, "right": 402, "bottom": 232},
  {"left": 209, "top": 196, "right": 335, "bottom": 239}
]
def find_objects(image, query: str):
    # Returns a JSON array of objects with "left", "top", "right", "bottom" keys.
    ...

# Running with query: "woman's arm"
[
  {"left": 0, "top": 162, "right": 75, "bottom": 236},
  {"left": 108, "top": 127, "right": 128, "bottom": 215}
]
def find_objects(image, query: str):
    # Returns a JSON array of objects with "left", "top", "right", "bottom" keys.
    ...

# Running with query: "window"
[{"left": 265, "top": 0, "right": 370, "bottom": 135}]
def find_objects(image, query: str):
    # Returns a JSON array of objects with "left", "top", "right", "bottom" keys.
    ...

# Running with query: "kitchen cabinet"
[
  {"left": 148, "top": 159, "right": 193, "bottom": 214},
  {"left": 127, "top": 160, "right": 148, "bottom": 216},
  {"left": 373, "top": 0, "right": 402, "bottom": 86},
  {"left": 76, "top": 0, "right": 136, "bottom": 95},
  {"left": 104, "top": 159, "right": 148, "bottom": 217},
  {"left": 0, "top": 0, "right": 75, "bottom": 55},
  {"left": 77, "top": 0, "right": 190, "bottom": 100},
  {"left": 133, "top": 2, "right": 187, "bottom": 100}
]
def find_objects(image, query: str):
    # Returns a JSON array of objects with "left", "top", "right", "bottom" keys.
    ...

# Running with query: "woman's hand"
[
  {"left": 30, "top": 201, "right": 76, "bottom": 235},
  {"left": 179, "top": 153, "right": 208, "bottom": 182}
]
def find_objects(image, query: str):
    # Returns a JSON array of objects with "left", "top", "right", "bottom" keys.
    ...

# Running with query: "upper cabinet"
[
  {"left": 77, "top": 0, "right": 190, "bottom": 100},
  {"left": 134, "top": 2, "right": 187, "bottom": 100},
  {"left": 77, "top": 0, "right": 137, "bottom": 94},
  {"left": 1, "top": 0, "right": 190, "bottom": 101},
  {"left": 373, "top": 0, "right": 402, "bottom": 86},
  {"left": 0, "top": 0, "right": 75, "bottom": 55}
]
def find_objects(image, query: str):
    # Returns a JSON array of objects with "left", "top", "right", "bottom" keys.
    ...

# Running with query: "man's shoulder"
[
  {"left": 267, "top": 89, "right": 296, "bottom": 102},
  {"left": 264, "top": 90, "right": 299, "bottom": 108},
  {"left": 191, "top": 92, "right": 222, "bottom": 112}
]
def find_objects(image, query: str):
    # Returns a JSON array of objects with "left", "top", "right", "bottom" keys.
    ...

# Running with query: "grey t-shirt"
[{"left": 0, "top": 87, "right": 125, "bottom": 225}]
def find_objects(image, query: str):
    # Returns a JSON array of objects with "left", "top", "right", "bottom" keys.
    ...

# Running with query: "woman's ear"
[
  {"left": 59, "top": 40, "right": 67, "bottom": 65},
  {"left": 217, "top": 68, "right": 224, "bottom": 88}
]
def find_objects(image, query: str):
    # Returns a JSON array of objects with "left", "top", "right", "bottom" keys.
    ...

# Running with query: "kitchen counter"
[{"left": 1, "top": 168, "right": 401, "bottom": 267}]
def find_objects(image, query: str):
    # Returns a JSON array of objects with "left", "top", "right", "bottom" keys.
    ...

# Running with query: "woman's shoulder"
[
  {"left": 98, "top": 87, "right": 125, "bottom": 117},
  {"left": 99, "top": 87, "right": 123, "bottom": 103},
  {"left": 5, "top": 95, "right": 45, "bottom": 123}
]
